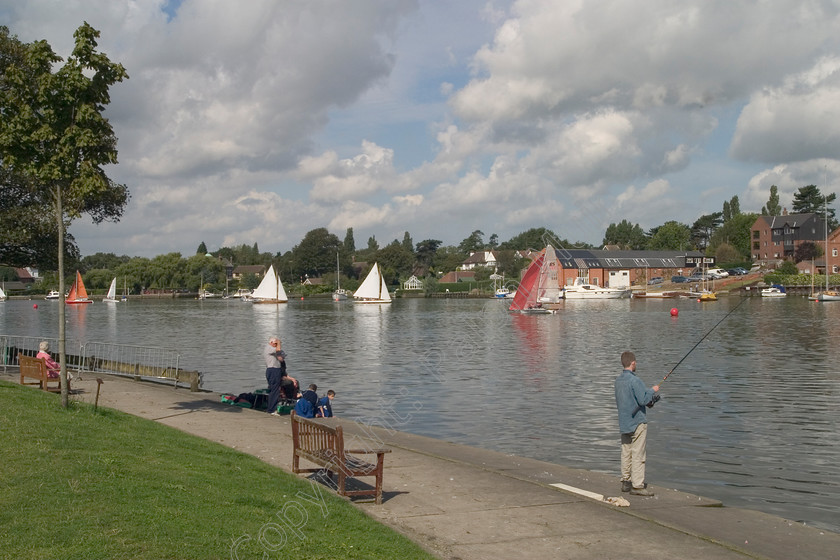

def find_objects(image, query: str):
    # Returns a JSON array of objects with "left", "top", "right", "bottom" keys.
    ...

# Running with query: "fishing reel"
[{"left": 647, "top": 393, "right": 661, "bottom": 408}]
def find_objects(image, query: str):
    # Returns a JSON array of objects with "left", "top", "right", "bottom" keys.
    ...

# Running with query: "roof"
[{"left": 549, "top": 248, "right": 706, "bottom": 270}]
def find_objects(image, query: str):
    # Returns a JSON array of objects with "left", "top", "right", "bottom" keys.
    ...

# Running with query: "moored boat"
[
  {"left": 563, "top": 277, "right": 631, "bottom": 299},
  {"left": 760, "top": 285, "right": 787, "bottom": 298},
  {"left": 45, "top": 290, "right": 61, "bottom": 300},
  {"left": 66, "top": 271, "right": 93, "bottom": 304},
  {"left": 103, "top": 277, "right": 120, "bottom": 303},
  {"left": 249, "top": 265, "right": 288, "bottom": 304},
  {"left": 353, "top": 263, "right": 391, "bottom": 304}
]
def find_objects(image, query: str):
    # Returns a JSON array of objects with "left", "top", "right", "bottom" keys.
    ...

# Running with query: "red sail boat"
[{"left": 66, "top": 270, "right": 93, "bottom": 304}]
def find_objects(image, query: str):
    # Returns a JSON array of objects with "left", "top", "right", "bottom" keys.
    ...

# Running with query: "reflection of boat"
[
  {"left": 333, "top": 252, "right": 348, "bottom": 301},
  {"left": 509, "top": 245, "right": 561, "bottom": 313},
  {"left": 0, "top": 285, "right": 6, "bottom": 301},
  {"left": 45, "top": 290, "right": 61, "bottom": 300},
  {"left": 353, "top": 262, "right": 391, "bottom": 304},
  {"left": 66, "top": 271, "right": 93, "bottom": 304},
  {"left": 563, "top": 277, "right": 631, "bottom": 299},
  {"left": 761, "top": 285, "right": 787, "bottom": 297},
  {"left": 103, "top": 277, "right": 120, "bottom": 303},
  {"left": 249, "top": 265, "right": 288, "bottom": 304}
]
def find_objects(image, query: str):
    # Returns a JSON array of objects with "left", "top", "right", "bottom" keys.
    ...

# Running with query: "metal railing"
[{"left": 1, "top": 335, "right": 198, "bottom": 390}]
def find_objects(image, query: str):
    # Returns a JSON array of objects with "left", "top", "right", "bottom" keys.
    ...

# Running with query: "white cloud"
[{"left": 4, "top": 0, "right": 840, "bottom": 257}]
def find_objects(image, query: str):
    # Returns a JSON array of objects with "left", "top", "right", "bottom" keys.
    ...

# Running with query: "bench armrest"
[{"left": 346, "top": 448, "right": 391, "bottom": 455}]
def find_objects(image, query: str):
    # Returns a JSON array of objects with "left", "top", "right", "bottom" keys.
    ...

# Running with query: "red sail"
[{"left": 508, "top": 249, "right": 545, "bottom": 311}]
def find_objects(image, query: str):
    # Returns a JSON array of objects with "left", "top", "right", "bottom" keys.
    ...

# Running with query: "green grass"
[{"left": 0, "top": 381, "right": 437, "bottom": 560}]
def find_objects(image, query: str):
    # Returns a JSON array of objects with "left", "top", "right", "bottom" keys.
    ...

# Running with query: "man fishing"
[{"left": 614, "top": 351, "right": 659, "bottom": 497}]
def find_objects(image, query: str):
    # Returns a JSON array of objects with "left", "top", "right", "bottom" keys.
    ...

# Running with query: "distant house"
[
  {"left": 232, "top": 265, "right": 265, "bottom": 281},
  {"left": 439, "top": 271, "right": 476, "bottom": 283},
  {"left": 403, "top": 275, "right": 423, "bottom": 290},
  {"left": 750, "top": 213, "right": 840, "bottom": 272},
  {"left": 459, "top": 251, "right": 498, "bottom": 271},
  {"left": 302, "top": 276, "right": 325, "bottom": 286}
]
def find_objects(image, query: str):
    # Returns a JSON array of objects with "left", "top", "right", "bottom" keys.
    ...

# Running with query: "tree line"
[{"left": 603, "top": 186, "right": 837, "bottom": 264}]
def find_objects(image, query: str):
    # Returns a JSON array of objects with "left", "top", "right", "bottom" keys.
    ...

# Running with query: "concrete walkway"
[{"left": 11, "top": 373, "right": 838, "bottom": 560}]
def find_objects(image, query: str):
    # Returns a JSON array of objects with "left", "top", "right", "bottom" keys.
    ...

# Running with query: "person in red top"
[{"left": 36, "top": 341, "right": 61, "bottom": 378}]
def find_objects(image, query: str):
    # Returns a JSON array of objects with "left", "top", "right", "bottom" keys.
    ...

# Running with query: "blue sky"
[{"left": 3, "top": 0, "right": 840, "bottom": 258}]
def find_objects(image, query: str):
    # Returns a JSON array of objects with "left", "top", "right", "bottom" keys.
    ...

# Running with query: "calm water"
[{"left": 2, "top": 295, "right": 839, "bottom": 533}]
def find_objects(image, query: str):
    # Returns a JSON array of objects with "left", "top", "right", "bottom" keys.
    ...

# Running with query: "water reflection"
[{"left": 1, "top": 295, "right": 839, "bottom": 532}]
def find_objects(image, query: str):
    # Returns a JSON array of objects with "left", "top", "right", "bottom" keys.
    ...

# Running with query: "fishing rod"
[
  {"left": 660, "top": 296, "right": 749, "bottom": 386},
  {"left": 635, "top": 296, "right": 749, "bottom": 414}
]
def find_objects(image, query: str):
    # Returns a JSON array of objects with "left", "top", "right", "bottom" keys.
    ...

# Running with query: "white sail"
[
  {"left": 104, "top": 277, "right": 119, "bottom": 302},
  {"left": 0, "top": 285, "right": 6, "bottom": 300},
  {"left": 353, "top": 263, "right": 391, "bottom": 303},
  {"left": 250, "top": 265, "right": 288, "bottom": 303}
]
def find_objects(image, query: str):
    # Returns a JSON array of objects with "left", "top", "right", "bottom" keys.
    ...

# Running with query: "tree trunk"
[{"left": 56, "top": 186, "right": 68, "bottom": 408}]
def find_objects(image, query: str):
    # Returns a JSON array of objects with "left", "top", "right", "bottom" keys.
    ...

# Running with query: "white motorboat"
[
  {"left": 761, "top": 285, "right": 787, "bottom": 298},
  {"left": 562, "top": 277, "right": 631, "bottom": 299},
  {"left": 45, "top": 290, "right": 61, "bottom": 300}
]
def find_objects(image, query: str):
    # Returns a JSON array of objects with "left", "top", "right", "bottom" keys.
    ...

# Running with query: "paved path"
[{"left": 10, "top": 373, "right": 838, "bottom": 560}]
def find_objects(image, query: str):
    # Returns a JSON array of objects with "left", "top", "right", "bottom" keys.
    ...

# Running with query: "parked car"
[
  {"left": 727, "top": 267, "right": 748, "bottom": 276},
  {"left": 671, "top": 275, "right": 690, "bottom": 283},
  {"left": 706, "top": 268, "right": 729, "bottom": 279},
  {"left": 648, "top": 277, "right": 664, "bottom": 285}
]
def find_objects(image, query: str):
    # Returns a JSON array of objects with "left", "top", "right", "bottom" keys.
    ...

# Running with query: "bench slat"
[{"left": 290, "top": 411, "right": 388, "bottom": 504}]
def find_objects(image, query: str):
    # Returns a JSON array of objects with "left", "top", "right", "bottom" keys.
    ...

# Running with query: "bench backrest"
[
  {"left": 291, "top": 411, "right": 345, "bottom": 458},
  {"left": 19, "top": 354, "right": 47, "bottom": 376}
]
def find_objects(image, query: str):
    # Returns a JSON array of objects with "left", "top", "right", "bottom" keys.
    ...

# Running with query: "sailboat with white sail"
[
  {"left": 249, "top": 265, "right": 288, "bottom": 304},
  {"left": 0, "top": 284, "right": 6, "bottom": 302},
  {"left": 353, "top": 262, "right": 391, "bottom": 303},
  {"left": 815, "top": 195, "right": 840, "bottom": 301},
  {"left": 333, "top": 252, "right": 348, "bottom": 301},
  {"left": 103, "top": 277, "right": 120, "bottom": 303}
]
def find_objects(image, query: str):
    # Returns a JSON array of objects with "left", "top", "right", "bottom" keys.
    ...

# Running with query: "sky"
[{"left": 3, "top": 0, "right": 840, "bottom": 258}]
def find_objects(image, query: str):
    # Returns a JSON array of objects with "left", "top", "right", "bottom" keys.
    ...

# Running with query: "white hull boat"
[
  {"left": 249, "top": 265, "right": 288, "bottom": 303},
  {"left": 353, "top": 263, "right": 391, "bottom": 303}
]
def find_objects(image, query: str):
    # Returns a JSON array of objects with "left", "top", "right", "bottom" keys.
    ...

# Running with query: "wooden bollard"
[{"left": 94, "top": 378, "right": 104, "bottom": 411}]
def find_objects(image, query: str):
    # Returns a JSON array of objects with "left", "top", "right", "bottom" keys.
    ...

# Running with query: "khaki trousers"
[{"left": 620, "top": 423, "right": 647, "bottom": 488}]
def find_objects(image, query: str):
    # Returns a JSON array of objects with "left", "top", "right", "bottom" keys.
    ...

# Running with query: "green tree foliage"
[
  {"left": 377, "top": 240, "right": 414, "bottom": 282},
  {"left": 648, "top": 221, "right": 692, "bottom": 250},
  {"left": 401, "top": 231, "right": 413, "bottom": 253},
  {"left": 714, "top": 243, "right": 739, "bottom": 265},
  {"left": 493, "top": 249, "right": 525, "bottom": 280},
  {"left": 729, "top": 195, "right": 740, "bottom": 217},
  {"left": 458, "top": 230, "right": 485, "bottom": 254},
  {"left": 290, "top": 228, "right": 341, "bottom": 278},
  {"left": 196, "top": 241, "right": 208, "bottom": 254},
  {"left": 792, "top": 185, "right": 838, "bottom": 229},
  {"left": 432, "top": 245, "right": 467, "bottom": 274},
  {"left": 709, "top": 213, "right": 758, "bottom": 259},
  {"left": 414, "top": 239, "right": 442, "bottom": 277},
  {"left": 498, "top": 227, "right": 561, "bottom": 250},
  {"left": 602, "top": 219, "right": 647, "bottom": 249},
  {"left": 80, "top": 252, "right": 129, "bottom": 272},
  {"left": 343, "top": 227, "right": 355, "bottom": 254},
  {"left": 690, "top": 213, "right": 722, "bottom": 250},
  {"left": 488, "top": 233, "right": 499, "bottom": 249},
  {"left": 0, "top": 23, "right": 128, "bottom": 406},
  {"left": 761, "top": 185, "right": 782, "bottom": 216},
  {"left": 777, "top": 260, "right": 799, "bottom": 275},
  {"left": 367, "top": 236, "right": 379, "bottom": 252},
  {"left": 794, "top": 241, "right": 822, "bottom": 263}
]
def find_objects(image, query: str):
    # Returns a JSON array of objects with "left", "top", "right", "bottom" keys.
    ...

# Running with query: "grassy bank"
[{"left": 0, "top": 381, "right": 436, "bottom": 560}]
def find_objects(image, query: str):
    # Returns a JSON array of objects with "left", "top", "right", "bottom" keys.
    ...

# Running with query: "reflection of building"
[
  {"left": 403, "top": 275, "right": 423, "bottom": 290},
  {"left": 523, "top": 248, "right": 709, "bottom": 287}
]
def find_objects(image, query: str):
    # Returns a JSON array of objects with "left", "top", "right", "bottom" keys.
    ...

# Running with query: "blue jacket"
[
  {"left": 318, "top": 396, "right": 333, "bottom": 418},
  {"left": 294, "top": 390, "right": 319, "bottom": 419},
  {"left": 614, "top": 369, "right": 656, "bottom": 434}
]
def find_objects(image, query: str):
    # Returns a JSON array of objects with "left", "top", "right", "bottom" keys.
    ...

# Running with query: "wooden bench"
[
  {"left": 290, "top": 411, "right": 390, "bottom": 504},
  {"left": 18, "top": 354, "right": 61, "bottom": 392}
]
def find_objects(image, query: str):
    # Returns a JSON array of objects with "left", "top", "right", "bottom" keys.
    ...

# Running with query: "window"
[
  {"left": 753, "top": 230, "right": 760, "bottom": 239},
  {"left": 834, "top": 248, "right": 838, "bottom": 257}
]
